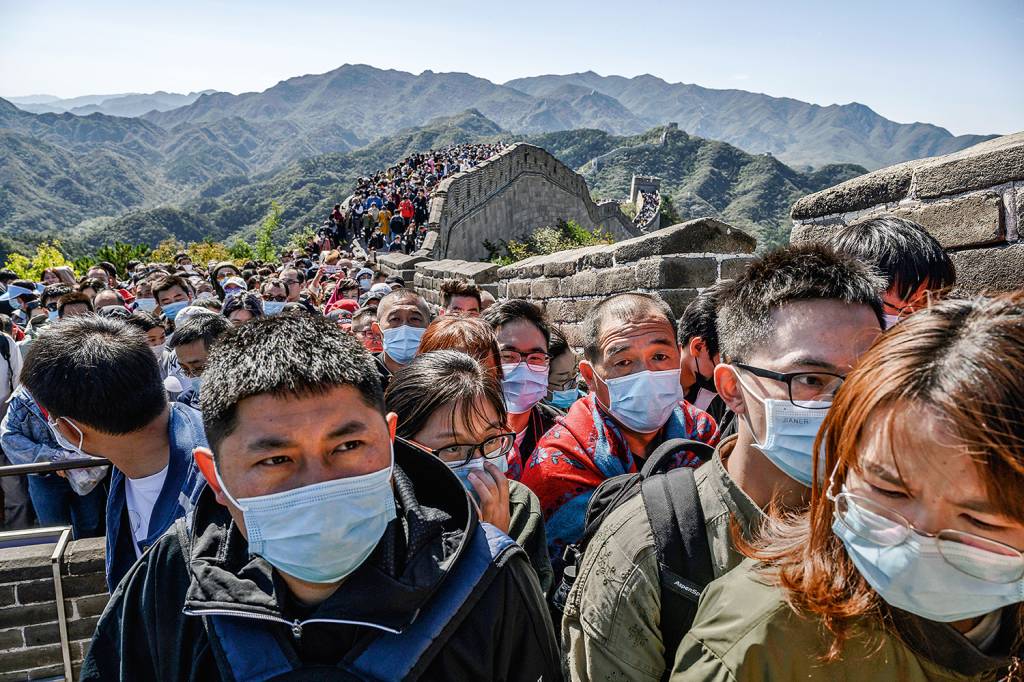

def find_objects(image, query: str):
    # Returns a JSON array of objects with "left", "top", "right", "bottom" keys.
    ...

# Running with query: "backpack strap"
[
  {"left": 640, "top": 466, "right": 713, "bottom": 680},
  {"left": 639, "top": 438, "right": 715, "bottom": 477},
  {"left": 347, "top": 522, "right": 519, "bottom": 681}
]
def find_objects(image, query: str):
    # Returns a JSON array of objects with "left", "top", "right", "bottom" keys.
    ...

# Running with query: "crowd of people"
[
  {"left": 311, "top": 142, "right": 510, "bottom": 256},
  {"left": 633, "top": 189, "right": 660, "bottom": 228},
  {"left": 1, "top": 213, "right": 1022, "bottom": 682}
]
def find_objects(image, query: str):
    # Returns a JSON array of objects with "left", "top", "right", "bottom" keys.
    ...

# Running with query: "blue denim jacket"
[
  {"left": 0, "top": 386, "right": 63, "bottom": 465},
  {"left": 105, "top": 402, "right": 207, "bottom": 591}
]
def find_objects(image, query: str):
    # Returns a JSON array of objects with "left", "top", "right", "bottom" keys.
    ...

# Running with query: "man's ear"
[
  {"left": 714, "top": 364, "right": 747, "bottom": 416},
  {"left": 688, "top": 336, "right": 704, "bottom": 359},
  {"left": 386, "top": 412, "right": 398, "bottom": 442},
  {"left": 193, "top": 447, "right": 228, "bottom": 507},
  {"left": 579, "top": 360, "right": 596, "bottom": 393}
]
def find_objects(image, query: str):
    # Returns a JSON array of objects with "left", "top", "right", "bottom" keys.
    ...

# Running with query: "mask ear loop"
[{"left": 730, "top": 366, "right": 770, "bottom": 450}]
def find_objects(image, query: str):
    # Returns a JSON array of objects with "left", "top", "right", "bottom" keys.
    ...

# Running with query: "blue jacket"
[
  {"left": 105, "top": 402, "right": 207, "bottom": 591},
  {"left": 0, "top": 386, "right": 63, "bottom": 465}
]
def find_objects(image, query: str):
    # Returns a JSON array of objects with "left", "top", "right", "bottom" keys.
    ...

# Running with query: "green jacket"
[
  {"left": 509, "top": 479, "right": 554, "bottom": 596},
  {"left": 562, "top": 435, "right": 763, "bottom": 681},
  {"left": 671, "top": 558, "right": 1020, "bottom": 681}
]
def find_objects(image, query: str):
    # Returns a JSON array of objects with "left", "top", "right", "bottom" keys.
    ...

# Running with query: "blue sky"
[{"left": 1, "top": 0, "right": 1020, "bottom": 135}]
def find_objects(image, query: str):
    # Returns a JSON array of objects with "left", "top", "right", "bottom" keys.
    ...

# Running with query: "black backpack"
[{"left": 553, "top": 439, "right": 716, "bottom": 678}]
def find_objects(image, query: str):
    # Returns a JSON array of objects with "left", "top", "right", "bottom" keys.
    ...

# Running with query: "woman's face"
[
  {"left": 42, "top": 270, "right": 59, "bottom": 285},
  {"left": 145, "top": 327, "right": 166, "bottom": 347},
  {"left": 228, "top": 309, "right": 254, "bottom": 326},
  {"left": 411, "top": 397, "right": 506, "bottom": 466},
  {"left": 844, "top": 405, "right": 1024, "bottom": 551},
  {"left": 547, "top": 349, "right": 578, "bottom": 394}
]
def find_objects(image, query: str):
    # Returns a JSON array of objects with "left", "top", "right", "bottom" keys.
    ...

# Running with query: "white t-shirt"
[{"left": 125, "top": 465, "right": 169, "bottom": 558}]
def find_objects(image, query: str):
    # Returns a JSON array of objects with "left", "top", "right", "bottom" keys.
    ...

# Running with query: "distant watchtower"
[{"left": 630, "top": 174, "right": 661, "bottom": 204}]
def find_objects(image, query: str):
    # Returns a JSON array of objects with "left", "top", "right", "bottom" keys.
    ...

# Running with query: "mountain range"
[
  {"left": 0, "top": 63, "right": 999, "bottom": 258},
  {"left": 7, "top": 91, "right": 216, "bottom": 118}
]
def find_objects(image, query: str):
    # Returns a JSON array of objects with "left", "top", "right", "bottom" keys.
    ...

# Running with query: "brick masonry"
[
  {"left": 0, "top": 537, "right": 107, "bottom": 681},
  {"left": 390, "top": 217, "right": 757, "bottom": 344},
  {"left": 790, "top": 132, "right": 1024, "bottom": 294},
  {"left": 424, "top": 143, "right": 640, "bottom": 262}
]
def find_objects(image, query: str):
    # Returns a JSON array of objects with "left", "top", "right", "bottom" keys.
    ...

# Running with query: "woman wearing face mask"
[
  {"left": 673, "top": 293, "right": 1024, "bottom": 680},
  {"left": 209, "top": 262, "right": 242, "bottom": 300},
  {"left": 125, "top": 311, "right": 169, "bottom": 364},
  {"left": 544, "top": 327, "right": 581, "bottom": 413},
  {"left": 385, "top": 350, "right": 554, "bottom": 595},
  {"left": 416, "top": 317, "right": 504, "bottom": 381}
]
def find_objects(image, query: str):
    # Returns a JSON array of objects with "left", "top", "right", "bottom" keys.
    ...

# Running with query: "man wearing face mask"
[
  {"left": 152, "top": 274, "right": 194, "bottom": 324},
  {"left": 372, "top": 289, "right": 431, "bottom": 388},
  {"left": 522, "top": 293, "right": 719, "bottom": 579},
  {"left": 20, "top": 316, "right": 207, "bottom": 591},
  {"left": 561, "top": 245, "right": 885, "bottom": 682},
  {"left": 677, "top": 284, "right": 734, "bottom": 435},
  {"left": 80, "top": 314, "right": 560, "bottom": 682},
  {"left": 169, "top": 314, "right": 231, "bottom": 412},
  {"left": 483, "top": 300, "right": 563, "bottom": 481}
]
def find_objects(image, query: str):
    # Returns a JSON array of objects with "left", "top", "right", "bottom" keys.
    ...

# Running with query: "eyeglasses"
[
  {"left": 830, "top": 490, "right": 1024, "bottom": 583},
  {"left": 179, "top": 364, "right": 206, "bottom": 379},
  {"left": 734, "top": 363, "right": 844, "bottom": 408},
  {"left": 400, "top": 433, "right": 516, "bottom": 468},
  {"left": 263, "top": 295, "right": 287, "bottom": 302},
  {"left": 499, "top": 349, "right": 551, "bottom": 370}
]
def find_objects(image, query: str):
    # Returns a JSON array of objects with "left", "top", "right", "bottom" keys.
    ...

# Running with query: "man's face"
[
  {"left": 581, "top": 314, "right": 679, "bottom": 409},
  {"left": 60, "top": 303, "right": 91, "bottom": 319},
  {"left": 156, "top": 285, "right": 191, "bottom": 307},
  {"left": 200, "top": 386, "right": 395, "bottom": 540},
  {"left": 679, "top": 336, "right": 720, "bottom": 390},
  {"left": 146, "top": 327, "right": 166, "bottom": 347},
  {"left": 342, "top": 287, "right": 359, "bottom": 300},
  {"left": 446, "top": 295, "right": 480, "bottom": 318},
  {"left": 353, "top": 322, "right": 383, "bottom": 352},
  {"left": 175, "top": 340, "right": 209, "bottom": 378},
  {"left": 262, "top": 284, "right": 287, "bottom": 302},
  {"left": 495, "top": 319, "right": 548, "bottom": 366},
  {"left": 375, "top": 297, "right": 427, "bottom": 331},
  {"left": 281, "top": 270, "right": 302, "bottom": 302},
  {"left": 87, "top": 268, "right": 108, "bottom": 283},
  {"left": 720, "top": 299, "right": 882, "bottom": 442}
]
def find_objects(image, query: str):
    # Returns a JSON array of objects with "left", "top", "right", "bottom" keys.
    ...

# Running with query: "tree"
[
  {"left": 150, "top": 238, "right": 186, "bottom": 264},
  {"left": 228, "top": 239, "right": 256, "bottom": 262},
  {"left": 93, "top": 242, "right": 152, "bottom": 275},
  {"left": 286, "top": 225, "right": 316, "bottom": 254},
  {"left": 188, "top": 239, "right": 232, "bottom": 269},
  {"left": 487, "top": 220, "right": 613, "bottom": 265},
  {"left": 2, "top": 241, "right": 76, "bottom": 280},
  {"left": 255, "top": 201, "right": 281, "bottom": 262}
]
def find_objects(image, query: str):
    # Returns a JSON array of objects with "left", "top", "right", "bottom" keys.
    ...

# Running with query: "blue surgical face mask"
[
  {"left": 734, "top": 369, "right": 828, "bottom": 487},
  {"left": 833, "top": 492, "right": 1024, "bottom": 622},
  {"left": 47, "top": 309, "right": 59, "bottom": 322},
  {"left": 9, "top": 299, "right": 23, "bottom": 311},
  {"left": 189, "top": 377, "right": 202, "bottom": 395},
  {"left": 262, "top": 301, "right": 286, "bottom": 315},
  {"left": 549, "top": 387, "right": 580, "bottom": 410},
  {"left": 135, "top": 298, "right": 158, "bottom": 313},
  {"left": 359, "top": 278, "right": 372, "bottom": 291},
  {"left": 598, "top": 368, "right": 682, "bottom": 434},
  {"left": 451, "top": 451, "right": 509, "bottom": 502},
  {"left": 382, "top": 325, "right": 425, "bottom": 366},
  {"left": 501, "top": 363, "right": 549, "bottom": 415},
  {"left": 161, "top": 300, "right": 188, "bottom": 321},
  {"left": 215, "top": 446, "right": 397, "bottom": 584}
]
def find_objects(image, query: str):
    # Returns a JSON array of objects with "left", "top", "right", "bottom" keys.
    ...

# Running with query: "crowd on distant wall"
[
  {"left": 633, "top": 189, "right": 660, "bottom": 228},
  {"left": 312, "top": 142, "right": 511, "bottom": 256}
]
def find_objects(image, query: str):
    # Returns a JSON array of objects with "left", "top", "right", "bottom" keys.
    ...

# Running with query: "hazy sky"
[{"left": 1, "top": 0, "right": 1020, "bottom": 136}]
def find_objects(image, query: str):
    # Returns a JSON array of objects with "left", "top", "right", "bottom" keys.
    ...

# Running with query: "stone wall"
[
  {"left": 379, "top": 218, "right": 757, "bottom": 343},
  {"left": 790, "top": 132, "right": 1024, "bottom": 294},
  {"left": 0, "top": 537, "right": 108, "bottom": 681},
  {"left": 427, "top": 143, "right": 639, "bottom": 262}
]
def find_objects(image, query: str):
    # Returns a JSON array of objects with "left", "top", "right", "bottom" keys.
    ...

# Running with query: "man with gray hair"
[{"left": 561, "top": 243, "right": 886, "bottom": 682}]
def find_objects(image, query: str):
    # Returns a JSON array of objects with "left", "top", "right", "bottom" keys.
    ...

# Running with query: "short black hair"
[
  {"left": 483, "top": 299, "right": 551, "bottom": 345},
  {"left": 549, "top": 326, "right": 570, "bottom": 358},
  {"left": 717, "top": 243, "right": 885, "bottom": 363},
  {"left": 440, "top": 279, "right": 481, "bottom": 307},
  {"left": 580, "top": 293, "right": 676, "bottom": 363},
  {"left": 42, "top": 284, "right": 73, "bottom": 306},
  {"left": 200, "top": 313, "right": 385, "bottom": 454},
  {"left": 678, "top": 283, "right": 725, "bottom": 357},
  {"left": 827, "top": 216, "right": 956, "bottom": 299},
  {"left": 168, "top": 313, "right": 231, "bottom": 350},
  {"left": 385, "top": 350, "right": 506, "bottom": 441},
  {"left": 126, "top": 311, "right": 163, "bottom": 332},
  {"left": 21, "top": 316, "right": 166, "bottom": 434}
]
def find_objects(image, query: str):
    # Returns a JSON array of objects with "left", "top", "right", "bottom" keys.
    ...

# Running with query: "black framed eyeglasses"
[
  {"left": 734, "top": 363, "right": 845, "bottom": 408},
  {"left": 398, "top": 433, "right": 516, "bottom": 468},
  {"left": 499, "top": 349, "right": 551, "bottom": 371}
]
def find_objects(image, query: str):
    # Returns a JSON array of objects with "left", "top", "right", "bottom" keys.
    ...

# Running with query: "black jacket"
[{"left": 81, "top": 441, "right": 561, "bottom": 681}]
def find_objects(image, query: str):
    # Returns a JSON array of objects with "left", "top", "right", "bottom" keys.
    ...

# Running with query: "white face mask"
[
  {"left": 597, "top": 368, "right": 683, "bottom": 433},
  {"left": 150, "top": 342, "right": 166, "bottom": 357}
]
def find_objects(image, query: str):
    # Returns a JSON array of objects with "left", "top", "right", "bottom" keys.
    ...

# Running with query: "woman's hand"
[{"left": 469, "top": 460, "right": 511, "bottom": 533}]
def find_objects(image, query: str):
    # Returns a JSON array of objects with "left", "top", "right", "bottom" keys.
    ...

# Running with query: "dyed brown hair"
[
  {"left": 745, "top": 293, "right": 1024, "bottom": 660},
  {"left": 417, "top": 316, "right": 503, "bottom": 380}
]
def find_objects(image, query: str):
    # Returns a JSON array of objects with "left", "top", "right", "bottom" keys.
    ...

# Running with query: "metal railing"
[{"left": 0, "top": 458, "right": 112, "bottom": 477}]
